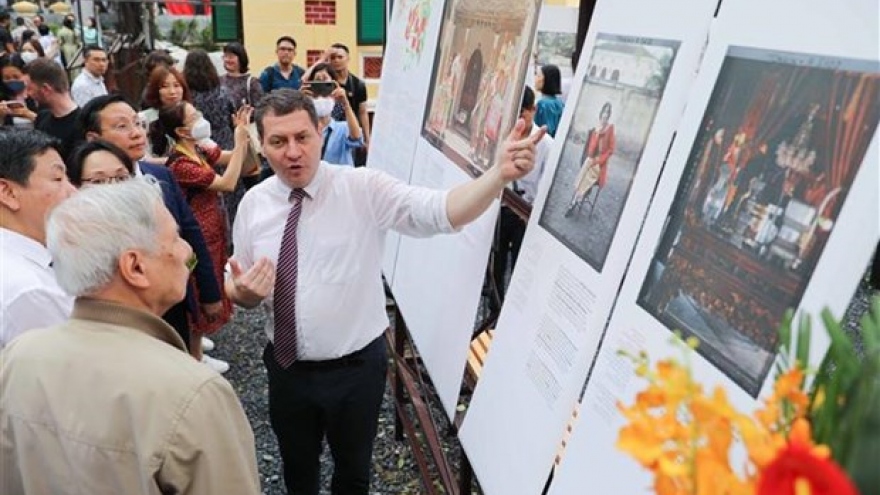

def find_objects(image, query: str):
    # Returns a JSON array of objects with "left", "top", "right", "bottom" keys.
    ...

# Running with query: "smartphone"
[
  {"left": 4, "top": 101, "right": 24, "bottom": 109},
  {"left": 306, "top": 80, "right": 335, "bottom": 97}
]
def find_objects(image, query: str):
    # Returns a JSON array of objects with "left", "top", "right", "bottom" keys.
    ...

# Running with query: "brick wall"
[{"left": 304, "top": 0, "right": 336, "bottom": 25}]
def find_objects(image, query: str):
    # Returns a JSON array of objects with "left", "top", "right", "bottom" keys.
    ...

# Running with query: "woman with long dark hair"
[{"left": 534, "top": 64, "right": 565, "bottom": 137}]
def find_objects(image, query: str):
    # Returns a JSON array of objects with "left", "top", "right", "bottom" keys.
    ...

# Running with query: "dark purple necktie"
[{"left": 273, "top": 188, "right": 306, "bottom": 368}]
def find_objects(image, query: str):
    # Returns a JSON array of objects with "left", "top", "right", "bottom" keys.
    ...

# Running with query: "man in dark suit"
[{"left": 77, "top": 94, "right": 223, "bottom": 352}]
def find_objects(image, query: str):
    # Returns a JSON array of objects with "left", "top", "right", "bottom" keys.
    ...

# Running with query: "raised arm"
[
  {"left": 445, "top": 119, "right": 546, "bottom": 229},
  {"left": 209, "top": 106, "right": 252, "bottom": 192},
  {"left": 332, "top": 84, "right": 362, "bottom": 141}
]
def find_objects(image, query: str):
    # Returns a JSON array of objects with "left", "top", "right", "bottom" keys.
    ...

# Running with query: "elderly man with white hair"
[{"left": 0, "top": 179, "right": 261, "bottom": 495}]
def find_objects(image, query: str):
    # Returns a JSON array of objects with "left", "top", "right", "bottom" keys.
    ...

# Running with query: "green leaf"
[{"left": 795, "top": 312, "right": 812, "bottom": 371}]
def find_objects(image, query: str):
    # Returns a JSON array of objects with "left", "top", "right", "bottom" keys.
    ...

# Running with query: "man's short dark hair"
[
  {"left": 83, "top": 45, "right": 105, "bottom": 60},
  {"left": 26, "top": 59, "right": 69, "bottom": 93},
  {"left": 222, "top": 42, "right": 250, "bottom": 73},
  {"left": 255, "top": 89, "right": 317, "bottom": 140},
  {"left": 330, "top": 43, "right": 350, "bottom": 54},
  {"left": 15, "top": 17, "right": 24, "bottom": 26},
  {"left": 520, "top": 85, "right": 535, "bottom": 113},
  {"left": 0, "top": 10, "right": 9, "bottom": 23},
  {"left": 78, "top": 93, "right": 133, "bottom": 138},
  {"left": 276, "top": 36, "right": 297, "bottom": 48},
  {"left": 0, "top": 129, "right": 61, "bottom": 185}
]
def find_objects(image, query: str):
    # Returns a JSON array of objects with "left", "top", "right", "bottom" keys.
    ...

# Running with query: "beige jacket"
[{"left": 0, "top": 298, "right": 261, "bottom": 495}]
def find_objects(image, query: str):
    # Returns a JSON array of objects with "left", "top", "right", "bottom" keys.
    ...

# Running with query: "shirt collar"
[
  {"left": 271, "top": 161, "right": 328, "bottom": 200},
  {"left": 84, "top": 70, "right": 104, "bottom": 84},
  {"left": 71, "top": 297, "right": 187, "bottom": 351},
  {"left": 1, "top": 227, "right": 51, "bottom": 268}
]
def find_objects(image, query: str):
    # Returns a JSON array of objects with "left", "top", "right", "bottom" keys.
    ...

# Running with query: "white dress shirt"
[
  {"left": 0, "top": 228, "right": 73, "bottom": 348},
  {"left": 517, "top": 123, "right": 554, "bottom": 204},
  {"left": 232, "top": 163, "right": 455, "bottom": 360},
  {"left": 70, "top": 70, "right": 108, "bottom": 107}
]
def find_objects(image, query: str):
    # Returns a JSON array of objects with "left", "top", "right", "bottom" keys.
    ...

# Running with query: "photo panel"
[
  {"left": 421, "top": 0, "right": 541, "bottom": 176},
  {"left": 539, "top": 34, "right": 680, "bottom": 272},
  {"left": 637, "top": 46, "right": 880, "bottom": 396}
]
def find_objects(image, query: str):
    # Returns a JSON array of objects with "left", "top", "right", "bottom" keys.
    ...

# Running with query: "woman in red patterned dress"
[{"left": 149, "top": 101, "right": 252, "bottom": 363}]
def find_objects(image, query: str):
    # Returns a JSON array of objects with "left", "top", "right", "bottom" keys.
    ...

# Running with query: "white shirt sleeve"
[
  {"left": 362, "top": 169, "right": 457, "bottom": 237},
  {"left": 1, "top": 288, "right": 72, "bottom": 347}
]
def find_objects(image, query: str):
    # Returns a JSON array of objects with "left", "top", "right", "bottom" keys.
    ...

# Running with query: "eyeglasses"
[
  {"left": 277, "top": 46, "right": 296, "bottom": 52},
  {"left": 105, "top": 120, "right": 146, "bottom": 135},
  {"left": 81, "top": 175, "right": 131, "bottom": 186}
]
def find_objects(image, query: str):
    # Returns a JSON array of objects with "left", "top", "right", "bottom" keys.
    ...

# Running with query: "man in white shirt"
[
  {"left": 0, "top": 129, "right": 76, "bottom": 347},
  {"left": 494, "top": 85, "right": 554, "bottom": 304},
  {"left": 227, "top": 89, "right": 545, "bottom": 495},
  {"left": 70, "top": 45, "right": 109, "bottom": 107}
]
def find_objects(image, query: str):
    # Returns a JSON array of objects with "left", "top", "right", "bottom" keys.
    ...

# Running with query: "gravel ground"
[
  {"left": 207, "top": 307, "right": 435, "bottom": 495},
  {"left": 207, "top": 268, "right": 875, "bottom": 495}
]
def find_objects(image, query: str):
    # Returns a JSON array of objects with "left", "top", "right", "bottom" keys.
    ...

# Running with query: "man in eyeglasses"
[
  {"left": 77, "top": 94, "right": 225, "bottom": 363},
  {"left": 0, "top": 129, "right": 76, "bottom": 348},
  {"left": 0, "top": 179, "right": 261, "bottom": 494},
  {"left": 260, "top": 36, "right": 306, "bottom": 93}
]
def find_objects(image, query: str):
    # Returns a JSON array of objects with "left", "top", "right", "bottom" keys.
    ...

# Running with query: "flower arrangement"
[{"left": 617, "top": 295, "right": 880, "bottom": 495}]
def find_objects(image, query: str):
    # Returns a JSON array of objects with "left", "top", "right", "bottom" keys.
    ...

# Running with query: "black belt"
[{"left": 268, "top": 336, "right": 380, "bottom": 371}]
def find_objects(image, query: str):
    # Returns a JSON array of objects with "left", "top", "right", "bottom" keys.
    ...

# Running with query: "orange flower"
[{"left": 756, "top": 419, "right": 856, "bottom": 495}]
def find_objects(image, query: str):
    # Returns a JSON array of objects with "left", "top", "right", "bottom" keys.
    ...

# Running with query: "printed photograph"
[
  {"left": 638, "top": 47, "right": 880, "bottom": 396},
  {"left": 421, "top": 0, "right": 541, "bottom": 176},
  {"left": 540, "top": 34, "right": 679, "bottom": 271}
]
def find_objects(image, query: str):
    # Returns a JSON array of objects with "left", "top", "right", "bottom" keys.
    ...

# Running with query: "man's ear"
[
  {"left": 117, "top": 250, "right": 151, "bottom": 290},
  {"left": 85, "top": 130, "right": 101, "bottom": 142},
  {"left": 0, "top": 178, "right": 22, "bottom": 212}
]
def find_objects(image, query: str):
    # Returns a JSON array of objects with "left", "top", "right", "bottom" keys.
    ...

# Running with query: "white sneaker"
[
  {"left": 201, "top": 336, "right": 216, "bottom": 352},
  {"left": 201, "top": 354, "right": 229, "bottom": 374}
]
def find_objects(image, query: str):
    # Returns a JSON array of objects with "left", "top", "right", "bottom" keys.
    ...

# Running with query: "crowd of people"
[{"left": 0, "top": 10, "right": 551, "bottom": 493}]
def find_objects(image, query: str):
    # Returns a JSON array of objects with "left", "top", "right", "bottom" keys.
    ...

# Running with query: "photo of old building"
[{"left": 540, "top": 34, "right": 678, "bottom": 271}]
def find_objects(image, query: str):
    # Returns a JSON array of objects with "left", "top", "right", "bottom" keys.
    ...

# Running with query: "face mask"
[
  {"left": 190, "top": 118, "right": 212, "bottom": 142},
  {"left": 4, "top": 80, "right": 25, "bottom": 95},
  {"left": 20, "top": 52, "right": 38, "bottom": 64},
  {"left": 313, "top": 97, "right": 335, "bottom": 118}
]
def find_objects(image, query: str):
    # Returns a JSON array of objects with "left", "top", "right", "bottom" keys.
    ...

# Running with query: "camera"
[{"left": 306, "top": 80, "right": 335, "bottom": 97}]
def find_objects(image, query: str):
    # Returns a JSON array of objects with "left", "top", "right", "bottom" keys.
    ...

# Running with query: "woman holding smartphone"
[
  {"left": 301, "top": 62, "right": 363, "bottom": 166},
  {"left": 0, "top": 54, "right": 38, "bottom": 129}
]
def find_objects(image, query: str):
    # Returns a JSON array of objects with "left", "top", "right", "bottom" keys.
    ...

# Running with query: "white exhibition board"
[
  {"left": 457, "top": 0, "right": 718, "bottom": 493},
  {"left": 550, "top": 0, "right": 880, "bottom": 492},
  {"left": 368, "top": 0, "right": 446, "bottom": 285},
  {"left": 389, "top": 0, "right": 545, "bottom": 417}
]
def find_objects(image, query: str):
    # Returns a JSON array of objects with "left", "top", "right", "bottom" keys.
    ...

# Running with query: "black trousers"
[
  {"left": 263, "top": 336, "right": 388, "bottom": 495},
  {"left": 492, "top": 206, "right": 527, "bottom": 306}
]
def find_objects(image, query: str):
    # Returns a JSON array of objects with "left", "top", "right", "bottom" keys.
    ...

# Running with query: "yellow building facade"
[
  {"left": 239, "top": 0, "right": 582, "bottom": 101},
  {"left": 241, "top": 1, "right": 385, "bottom": 100}
]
